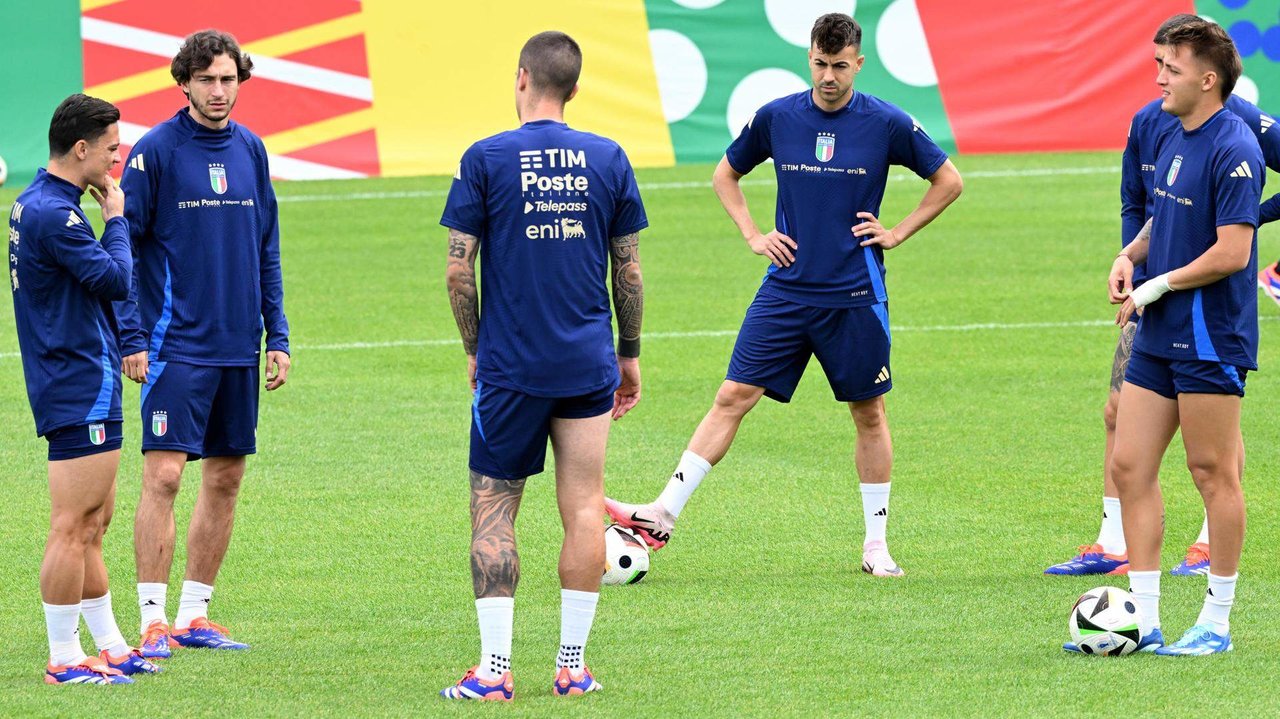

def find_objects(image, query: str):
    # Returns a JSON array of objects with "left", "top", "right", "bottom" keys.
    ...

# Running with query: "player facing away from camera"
[
  {"left": 117, "top": 30, "right": 290, "bottom": 656},
  {"left": 606, "top": 13, "right": 962, "bottom": 576},
  {"left": 10, "top": 94, "right": 160, "bottom": 684},
  {"left": 1046, "top": 13, "right": 1280, "bottom": 579},
  {"left": 1103, "top": 21, "right": 1261, "bottom": 656},
  {"left": 438, "top": 31, "right": 646, "bottom": 701}
]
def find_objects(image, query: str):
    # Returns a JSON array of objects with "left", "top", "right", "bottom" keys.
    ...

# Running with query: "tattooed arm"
[
  {"left": 469, "top": 471, "right": 526, "bottom": 598},
  {"left": 610, "top": 232, "right": 643, "bottom": 419},
  {"left": 446, "top": 228, "right": 480, "bottom": 387}
]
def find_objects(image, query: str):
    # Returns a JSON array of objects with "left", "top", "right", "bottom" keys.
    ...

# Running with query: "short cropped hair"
[
  {"left": 48, "top": 94, "right": 120, "bottom": 157},
  {"left": 1152, "top": 13, "right": 1205, "bottom": 44},
  {"left": 171, "top": 29, "right": 254, "bottom": 85},
  {"left": 810, "top": 13, "right": 861, "bottom": 55},
  {"left": 518, "top": 31, "right": 582, "bottom": 102},
  {"left": 1162, "top": 20, "right": 1243, "bottom": 100}
]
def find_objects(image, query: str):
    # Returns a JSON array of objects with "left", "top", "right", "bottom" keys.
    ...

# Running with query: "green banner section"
[
  {"left": 644, "top": 0, "right": 955, "bottom": 165},
  {"left": 1198, "top": 0, "right": 1280, "bottom": 112},
  {"left": 0, "top": 2, "right": 84, "bottom": 186}
]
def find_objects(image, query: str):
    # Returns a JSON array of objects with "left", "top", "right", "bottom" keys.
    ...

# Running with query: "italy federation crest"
[
  {"left": 1167, "top": 155, "right": 1182, "bottom": 186},
  {"left": 815, "top": 133, "right": 835, "bottom": 162},
  {"left": 151, "top": 411, "right": 168, "bottom": 437},
  {"left": 209, "top": 164, "right": 228, "bottom": 195},
  {"left": 88, "top": 423, "right": 105, "bottom": 446}
]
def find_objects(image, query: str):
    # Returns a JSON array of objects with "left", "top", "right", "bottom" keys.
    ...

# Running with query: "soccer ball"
[
  {"left": 1068, "top": 586, "right": 1143, "bottom": 656},
  {"left": 0, "top": 155, "right": 7, "bottom": 187},
  {"left": 602, "top": 524, "right": 649, "bottom": 585}
]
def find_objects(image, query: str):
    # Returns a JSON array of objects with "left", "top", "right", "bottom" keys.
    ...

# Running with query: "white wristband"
[{"left": 1130, "top": 272, "right": 1172, "bottom": 308}]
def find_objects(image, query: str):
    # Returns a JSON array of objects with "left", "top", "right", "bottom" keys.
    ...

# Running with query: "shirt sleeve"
[
  {"left": 440, "top": 143, "right": 487, "bottom": 237},
  {"left": 114, "top": 140, "right": 158, "bottom": 355},
  {"left": 257, "top": 142, "right": 290, "bottom": 355},
  {"left": 888, "top": 109, "right": 948, "bottom": 179},
  {"left": 48, "top": 213, "right": 133, "bottom": 301},
  {"left": 724, "top": 105, "right": 772, "bottom": 175},
  {"left": 1120, "top": 116, "right": 1148, "bottom": 246},
  {"left": 1214, "top": 140, "right": 1263, "bottom": 228},
  {"left": 609, "top": 146, "right": 648, "bottom": 238}
]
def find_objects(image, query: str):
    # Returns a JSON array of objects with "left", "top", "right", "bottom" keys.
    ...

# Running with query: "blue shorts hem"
[
  {"left": 838, "top": 381, "right": 892, "bottom": 403},
  {"left": 469, "top": 462, "right": 539, "bottom": 481},
  {"left": 49, "top": 440, "right": 123, "bottom": 462},
  {"left": 725, "top": 374, "right": 791, "bottom": 403}
]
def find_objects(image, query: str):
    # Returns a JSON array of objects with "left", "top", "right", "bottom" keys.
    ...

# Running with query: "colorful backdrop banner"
[{"left": 0, "top": 0, "right": 1275, "bottom": 184}]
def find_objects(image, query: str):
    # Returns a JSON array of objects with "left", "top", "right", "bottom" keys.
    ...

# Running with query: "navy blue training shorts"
[
  {"left": 726, "top": 292, "right": 892, "bottom": 403},
  {"left": 1125, "top": 347, "right": 1247, "bottom": 399},
  {"left": 46, "top": 421, "right": 124, "bottom": 461},
  {"left": 141, "top": 361, "right": 259, "bottom": 460},
  {"left": 469, "top": 381, "right": 616, "bottom": 480}
]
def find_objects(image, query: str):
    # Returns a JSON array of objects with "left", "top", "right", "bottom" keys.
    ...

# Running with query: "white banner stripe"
[{"left": 81, "top": 17, "right": 373, "bottom": 101}]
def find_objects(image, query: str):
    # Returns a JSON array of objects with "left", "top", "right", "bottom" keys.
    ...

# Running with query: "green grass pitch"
[{"left": 2, "top": 152, "right": 1279, "bottom": 716}]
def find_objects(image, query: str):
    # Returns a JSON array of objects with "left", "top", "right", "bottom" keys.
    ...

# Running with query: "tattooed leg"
[
  {"left": 470, "top": 471, "right": 526, "bottom": 599},
  {"left": 1103, "top": 320, "right": 1138, "bottom": 497}
]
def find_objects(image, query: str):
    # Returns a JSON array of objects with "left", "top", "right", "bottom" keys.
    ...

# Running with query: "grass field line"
[{"left": 270, "top": 165, "right": 1120, "bottom": 204}]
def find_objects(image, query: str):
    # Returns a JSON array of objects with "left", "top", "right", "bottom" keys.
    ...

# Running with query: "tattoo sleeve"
[
  {"left": 469, "top": 471, "right": 526, "bottom": 599},
  {"left": 446, "top": 229, "right": 480, "bottom": 355},
  {"left": 609, "top": 232, "right": 643, "bottom": 357}
]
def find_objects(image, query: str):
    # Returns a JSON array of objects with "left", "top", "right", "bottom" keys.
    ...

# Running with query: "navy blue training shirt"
[
  {"left": 440, "top": 119, "right": 648, "bottom": 397},
  {"left": 1137, "top": 108, "right": 1264, "bottom": 368},
  {"left": 1122, "top": 95, "right": 1280, "bottom": 284},
  {"left": 117, "top": 109, "right": 289, "bottom": 366},
  {"left": 9, "top": 169, "right": 132, "bottom": 436},
  {"left": 726, "top": 90, "right": 948, "bottom": 308}
]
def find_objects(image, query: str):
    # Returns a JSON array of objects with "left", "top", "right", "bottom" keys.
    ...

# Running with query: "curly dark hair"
[
  {"left": 171, "top": 29, "right": 254, "bottom": 85},
  {"left": 810, "top": 13, "right": 861, "bottom": 55}
]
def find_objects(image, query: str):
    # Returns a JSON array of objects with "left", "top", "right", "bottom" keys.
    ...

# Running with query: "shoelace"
[
  {"left": 1184, "top": 545, "right": 1209, "bottom": 564},
  {"left": 1075, "top": 544, "right": 1104, "bottom": 558},
  {"left": 142, "top": 626, "right": 168, "bottom": 645},
  {"left": 188, "top": 618, "right": 234, "bottom": 637},
  {"left": 1174, "top": 626, "right": 1215, "bottom": 647}
]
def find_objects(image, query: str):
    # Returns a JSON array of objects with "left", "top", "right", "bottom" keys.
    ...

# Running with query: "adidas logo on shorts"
[{"left": 873, "top": 366, "right": 890, "bottom": 384}]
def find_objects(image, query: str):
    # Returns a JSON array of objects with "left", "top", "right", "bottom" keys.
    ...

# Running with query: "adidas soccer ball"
[
  {"left": 602, "top": 524, "right": 649, "bottom": 585},
  {"left": 1068, "top": 586, "right": 1143, "bottom": 656},
  {"left": 0, "top": 155, "right": 7, "bottom": 187}
]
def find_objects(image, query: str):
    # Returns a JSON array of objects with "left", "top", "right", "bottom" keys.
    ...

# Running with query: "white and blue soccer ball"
[
  {"left": 602, "top": 524, "right": 649, "bottom": 585},
  {"left": 0, "top": 155, "right": 7, "bottom": 187},
  {"left": 1068, "top": 586, "right": 1144, "bottom": 656}
]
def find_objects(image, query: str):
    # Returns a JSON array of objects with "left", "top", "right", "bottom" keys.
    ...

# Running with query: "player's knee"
[
  {"left": 1186, "top": 456, "right": 1237, "bottom": 494},
  {"left": 203, "top": 468, "right": 243, "bottom": 498},
  {"left": 49, "top": 508, "right": 104, "bottom": 549},
  {"left": 143, "top": 467, "right": 183, "bottom": 499},
  {"left": 1102, "top": 396, "right": 1119, "bottom": 433},
  {"left": 712, "top": 382, "right": 760, "bottom": 416},
  {"left": 849, "top": 399, "right": 887, "bottom": 432}
]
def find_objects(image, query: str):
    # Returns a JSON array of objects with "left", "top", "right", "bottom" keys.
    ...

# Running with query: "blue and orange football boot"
[
  {"left": 1063, "top": 627, "right": 1163, "bottom": 654},
  {"left": 1155, "top": 624, "right": 1232, "bottom": 656},
  {"left": 553, "top": 666, "right": 602, "bottom": 695},
  {"left": 101, "top": 648, "right": 161, "bottom": 676},
  {"left": 1170, "top": 542, "right": 1210, "bottom": 577},
  {"left": 44, "top": 655, "right": 132, "bottom": 685},
  {"left": 171, "top": 618, "right": 249, "bottom": 650},
  {"left": 1258, "top": 264, "right": 1280, "bottom": 310},
  {"left": 440, "top": 667, "right": 514, "bottom": 701},
  {"left": 139, "top": 620, "right": 174, "bottom": 659},
  {"left": 1044, "top": 544, "right": 1129, "bottom": 575}
]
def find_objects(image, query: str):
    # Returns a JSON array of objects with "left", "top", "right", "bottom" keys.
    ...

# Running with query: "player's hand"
[
  {"left": 747, "top": 229, "right": 797, "bottom": 267},
  {"left": 265, "top": 350, "right": 291, "bottom": 391},
  {"left": 122, "top": 351, "right": 149, "bottom": 384},
  {"left": 613, "top": 356, "right": 641, "bottom": 420},
  {"left": 1109, "top": 255, "right": 1134, "bottom": 304},
  {"left": 88, "top": 175, "right": 125, "bottom": 222},
  {"left": 1116, "top": 296, "right": 1138, "bottom": 326},
  {"left": 467, "top": 354, "right": 477, "bottom": 392},
  {"left": 853, "top": 212, "right": 902, "bottom": 249}
]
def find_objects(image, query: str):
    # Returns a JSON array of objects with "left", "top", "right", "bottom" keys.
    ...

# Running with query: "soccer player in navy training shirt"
[
  {"left": 10, "top": 94, "right": 159, "bottom": 684},
  {"left": 1047, "top": 14, "right": 1280, "bottom": 580},
  {"left": 117, "top": 30, "right": 290, "bottom": 655},
  {"left": 606, "top": 13, "right": 962, "bottom": 576},
  {"left": 1105, "top": 21, "right": 1261, "bottom": 656},
  {"left": 437, "top": 31, "right": 646, "bottom": 701}
]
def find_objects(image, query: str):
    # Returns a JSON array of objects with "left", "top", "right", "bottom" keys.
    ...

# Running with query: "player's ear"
[
  {"left": 565, "top": 84, "right": 579, "bottom": 103},
  {"left": 74, "top": 139, "right": 88, "bottom": 161},
  {"left": 1202, "top": 70, "right": 1217, "bottom": 94}
]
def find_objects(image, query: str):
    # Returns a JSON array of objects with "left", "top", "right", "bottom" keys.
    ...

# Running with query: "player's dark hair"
[
  {"left": 1152, "top": 13, "right": 1205, "bottom": 44},
  {"left": 1162, "top": 21, "right": 1242, "bottom": 100},
  {"left": 518, "top": 31, "right": 582, "bottom": 102},
  {"left": 48, "top": 93, "right": 120, "bottom": 157},
  {"left": 171, "top": 29, "right": 254, "bottom": 86},
  {"left": 810, "top": 13, "right": 861, "bottom": 55}
]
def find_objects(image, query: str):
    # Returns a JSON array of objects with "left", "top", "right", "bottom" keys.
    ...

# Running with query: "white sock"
[
  {"left": 557, "top": 589, "right": 599, "bottom": 671},
  {"left": 138, "top": 582, "right": 168, "bottom": 633},
  {"left": 1197, "top": 573, "right": 1237, "bottom": 635},
  {"left": 174, "top": 580, "right": 213, "bottom": 629},
  {"left": 1195, "top": 514, "right": 1209, "bottom": 545},
  {"left": 1096, "top": 496, "right": 1126, "bottom": 555},
  {"left": 860, "top": 482, "right": 891, "bottom": 546},
  {"left": 80, "top": 593, "right": 129, "bottom": 656},
  {"left": 44, "top": 602, "right": 87, "bottom": 666},
  {"left": 1128, "top": 570, "right": 1161, "bottom": 636},
  {"left": 656, "top": 451, "right": 711, "bottom": 518},
  {"left": 475, "top": 597, "right": 514, "bottom": 680}
]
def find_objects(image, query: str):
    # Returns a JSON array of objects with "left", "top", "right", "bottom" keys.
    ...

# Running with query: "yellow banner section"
[{"left": 364, "top": 1, "right": 674, "bottom": 177}]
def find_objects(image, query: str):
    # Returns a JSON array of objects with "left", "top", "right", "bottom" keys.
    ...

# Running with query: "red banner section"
[{"left": 920, "top": 0, "right": 1195, "bottom": 154}]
